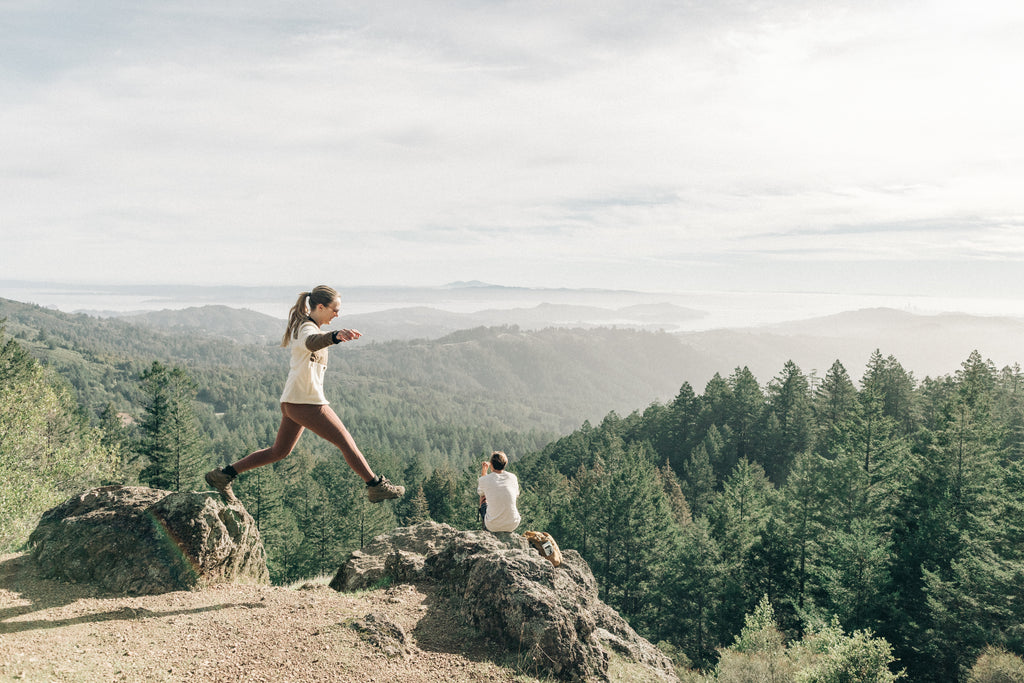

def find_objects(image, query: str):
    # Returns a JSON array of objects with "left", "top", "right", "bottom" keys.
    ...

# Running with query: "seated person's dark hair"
[{"left": 490, "top": 450, "right": 508, "bottom": 471}]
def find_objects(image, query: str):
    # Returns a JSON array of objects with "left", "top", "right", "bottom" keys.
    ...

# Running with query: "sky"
[{"left": 2, "top": 0, "right": 1024, "bottom": 305}]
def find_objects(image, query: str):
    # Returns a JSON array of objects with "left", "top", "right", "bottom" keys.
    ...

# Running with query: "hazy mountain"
[
  {"left": 0, "top": 280, "right": 699, "bottom": 322},
  {"left": 121, "top": 305, "right": 283, "bottom": 345},
  {"left": 113, "top": 302, "right": 1024, "bottom": 385},
  {"left": 0, "top": 297, "right": 709, "bottom": 432},
  {"left": 341, "top": 302, "right": 705, "bottom": 340},
  {"left": 679, "top": 307, "right": 1024, "bottom": 384},
  {"left": 7, "top": 293, "right": 1024, "bottom": 400},
  {"left": 114, "top": 301, "right": 705, "bottom": 343}
]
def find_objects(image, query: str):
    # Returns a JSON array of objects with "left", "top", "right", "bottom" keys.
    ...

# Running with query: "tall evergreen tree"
[
  {"left": 659, "top": 459, "right": 692, "bottom": 527},
  {"left": 344, "top": 478, "right": 397, "bottom": 550},
  {"left": 862, "top": 350, "right": 918, "bottom": 435},
  {"left": 404, "top": 484, "right": 432, "bottom": 525},
  {"left": 682, "top": 441, "right": 716, "bottom": 517},
  {"left": 665, "top": 516, "right": 724, "bottom": 668},
  {"left": 745, "top": 516, "right": 799, "bottom": 634},
  {"left": 763, "top": 360, "right": 814, "bottom": 483},
  {"left": 555, "top": 460, "right": 611, "bottom": 563},
  {"left": 423, "top": 465, "right": 460, "bottom": 524},
  {"left": 662, "top": 382, "right": 702, "bottom": 473},
  {"left": 816, "top": 516, "right": 893, "bottom": 634},
  {"left": 994, "top": 363, "right": 1024, "bottom": 461},
  {"left": 780, "top": 449, "right": 830, "bottom": 625},
  {"left": 98, "top": 402, "right": 136, "bottom": 484},
  {"left": 812, "top": 359, "right": 860, "bottom": 458},
  {"left": 137, "top": 361, "right": 207, "bottom": 492},
  {"left": 601, "top": 442, "right": 680, "bottom": 633},
  {"left": 728, "top": 367, "right": 766, "bottom": 470},
  {"left": 707, "top": 457, "right": 777, "bottom": 640}
]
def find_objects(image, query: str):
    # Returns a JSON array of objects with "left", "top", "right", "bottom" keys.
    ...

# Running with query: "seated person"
[{"left": 477, "top": 450, "right": 521, "bottom": 533}]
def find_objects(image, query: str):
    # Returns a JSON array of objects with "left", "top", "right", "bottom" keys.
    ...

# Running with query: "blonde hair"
[{"left": 281, "top": 285, "right": 339, "bottom": 347}]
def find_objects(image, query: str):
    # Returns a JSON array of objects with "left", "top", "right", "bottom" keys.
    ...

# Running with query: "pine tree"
[
  {"left": 662, "top": 382, "right": 702, "bottom": 473},
  {"left": 301, "top": 485, "right": 345, "bottom": 578},
  {"left": 813, "top": 360, "right": 860, "bottom": 458},
  {"left": 423, "top": 465, "right": 460, "bottom": 524},
  {"left": 994, "top": 363, "right": 1024, "bottom": 461},
  {"left": 137, "top": 361, "right": 207, "bottom": 492},
  {"left": 344, "top": 478, "right": 396, "bottom": 549},
  {"left": 763, "top": 360, "right": 814, "bottom": 484},
  {"left": 659, "top": 459, "right": 692, "bottom": 527},
  {"left": 665, "top": 516, "right": 724, "bottom": 668},
  {"left": 556, "top": 460, "right": 611, "bottom": 570},
  {"left": 405, "top": 484, "right": 431, "bottom": 525},
  {"left": 911, "top": 352, "right": 1011, "bottom": 679},
  {"left": 816, "top": 516, "right": 893, "bottom": 633},
  {"left": 780, "top": 449, "right": 830, "bottom": 626},
  {"left": 98, "top": 402, "right": 136, "bottom": 483},
  {"left": 886, "top": 352, "right": 1008, "bottom": 680},
  {"left": 728, "top": 367, "right": 766, "bottom": 470},
  {"left": 861, "top": 350, "right": 918, "bottom": 435},
  {"left": 602, "top": 442, "right": 680, "bottom": 633},
  {"left": 233, "top": 462, "right": 304, "bottom": 582},
  {"left": 682, "top": 442, "right": 716, "bottom": 517},
  {"left": 517, "top": 458, "right": 569, "bottom": 532},
  {"left": 707, "top": 458, "right": 777, "bottom": 639},
  {"left": 745, "top": 516, "right": 799, "bottom": 634}
]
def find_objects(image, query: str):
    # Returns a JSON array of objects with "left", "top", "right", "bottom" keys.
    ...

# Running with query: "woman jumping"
[{"left": 205, "top": 285, "right": 404, "bottom": 504}]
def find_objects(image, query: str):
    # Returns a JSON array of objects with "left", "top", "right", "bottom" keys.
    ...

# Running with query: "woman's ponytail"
[{"left": 280, "top": 286, "right": 340, "bottom": 347}]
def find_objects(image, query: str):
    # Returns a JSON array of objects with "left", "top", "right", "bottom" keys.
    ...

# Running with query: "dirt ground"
[{"left": 0, "top": 552, "right": 538, "bottom": 682}]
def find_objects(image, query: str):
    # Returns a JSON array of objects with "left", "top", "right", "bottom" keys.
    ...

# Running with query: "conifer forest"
[{"left": 3, "top": 297, "right": 1024, "bottom": 681}]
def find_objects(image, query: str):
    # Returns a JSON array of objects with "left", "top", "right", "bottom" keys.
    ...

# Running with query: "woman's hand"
[{"left": 334, "top": 328, "right": 362, "bottom": 342}]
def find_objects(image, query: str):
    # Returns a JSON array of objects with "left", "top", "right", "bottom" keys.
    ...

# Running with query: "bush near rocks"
[{"left": 28, "top": 485, "right": 268, "bottom": 595}]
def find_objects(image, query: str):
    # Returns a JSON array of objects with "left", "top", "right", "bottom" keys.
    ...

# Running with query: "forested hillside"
[
  {"left": 5, "top": 296, "right": 1024, "bottom": 681},
  {"left": 514, "top": 351, "right": 1024, "bottom": 682},
  {"left": 0, "top": 324, "right": 117, "bottom": 549},
  {"left": 0, "top": 297, "right": 704, "bottom": 576},
  {"left": 0, "top": 297, "right": 707, "bottom": 439}
]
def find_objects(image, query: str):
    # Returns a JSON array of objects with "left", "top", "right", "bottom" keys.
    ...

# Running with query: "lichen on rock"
[
  {"left": 330, "top": 521, "right": 678, "bottom": 682},
  {"left": 28, "top": 485, "right": 269, "bottom": 595}
]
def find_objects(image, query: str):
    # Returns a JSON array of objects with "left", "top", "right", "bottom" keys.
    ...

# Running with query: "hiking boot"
[
  {"left": 205, "top": 468, "right": 237, "bottom": 503},
  {"left": 367, "top": 476, "right": 405, "bottom": 503}
]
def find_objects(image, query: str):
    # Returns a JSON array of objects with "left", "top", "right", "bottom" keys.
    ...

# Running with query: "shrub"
[{"left": 967, "top": 646, "right": 1024, "bottom": 683}]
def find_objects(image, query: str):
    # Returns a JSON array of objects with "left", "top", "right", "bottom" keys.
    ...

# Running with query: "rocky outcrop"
[
  {"left": 330, "top": 521, "right": 678, "bottom": 682},
  {"left": 28, "top": 485, "right": 269, "bottom": 595}
]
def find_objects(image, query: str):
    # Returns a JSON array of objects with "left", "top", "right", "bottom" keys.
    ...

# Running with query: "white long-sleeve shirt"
[{"left": 279, "top": 321, "right": 333, "bottom": 404}]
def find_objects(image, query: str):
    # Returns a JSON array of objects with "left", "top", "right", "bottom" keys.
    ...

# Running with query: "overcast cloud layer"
[{"left": 2, "top": 0, "right": 1023, "bottom": 299}]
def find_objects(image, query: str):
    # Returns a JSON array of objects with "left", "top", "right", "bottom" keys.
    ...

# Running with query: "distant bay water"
[{"left": 3, "top": 280, "right": 1024, "bottom": 333}]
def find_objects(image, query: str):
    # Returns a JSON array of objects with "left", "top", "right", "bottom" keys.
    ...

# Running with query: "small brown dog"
[{"left": 524, "top": 530, "right": 562, "bottom": 567}]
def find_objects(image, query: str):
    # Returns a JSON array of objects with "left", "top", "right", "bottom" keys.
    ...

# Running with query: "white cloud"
[{"left": 2, "top": 0, "right": 1023, "bottom": 294}]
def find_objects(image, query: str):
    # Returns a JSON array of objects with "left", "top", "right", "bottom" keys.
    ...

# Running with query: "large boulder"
[
  {"left": 28, "top": 485, "right": 269, "bottom": 595},
  {"left": 330, "top": 521, "right": 677, "bottom": 682}
]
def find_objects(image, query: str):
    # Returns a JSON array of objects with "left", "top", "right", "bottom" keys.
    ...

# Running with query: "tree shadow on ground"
[{"left": 0, "top": 553, "right": 262, "bottom": 635}]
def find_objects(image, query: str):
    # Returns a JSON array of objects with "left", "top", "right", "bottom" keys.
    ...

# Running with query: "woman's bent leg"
[
  {"left": 231, "top": 407, "right": 304, "bottom": 474},
  {"left": 282, "top": 403, "right": 375, "bottom": 482}
]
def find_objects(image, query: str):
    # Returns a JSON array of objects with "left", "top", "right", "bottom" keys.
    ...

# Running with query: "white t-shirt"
[
  {"left": 477, "top": 471, "right": 521, "bottom": 532},
  {"left": 279, "top": 321, "right": 330, "bottom": 405}
]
